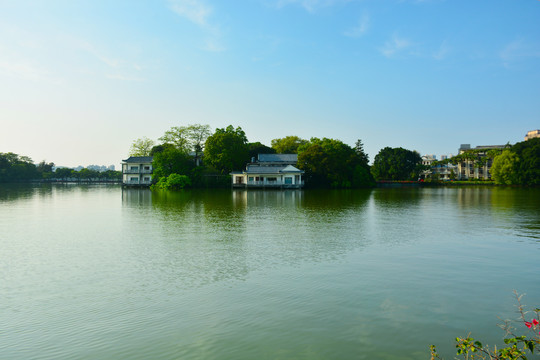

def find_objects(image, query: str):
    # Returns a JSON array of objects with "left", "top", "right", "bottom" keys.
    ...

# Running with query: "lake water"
[{"left": 1, "top": 185, "right": 539, "bottom": 359}]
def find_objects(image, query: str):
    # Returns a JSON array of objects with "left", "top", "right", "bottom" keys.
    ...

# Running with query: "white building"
[
  {"left": 231, "top": 154, "right": 304, "bottom": 189},
  {"left": 122, "top": 156, "right": 153, "bottom": 186},
  {"left": 421, "top": 154, "right": 457, "bottom": 181}
]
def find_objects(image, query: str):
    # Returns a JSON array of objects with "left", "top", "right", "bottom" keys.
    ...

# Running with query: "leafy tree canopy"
[
  {"left": 158, "top": 124, "right": 212, "bottom": 154},
  {"left": 504, "top": 138, "right": 540, "bottom": 185},
  {"left": 297, "top": 137, "right": 374, "bottom": 188},
  {"left": 0, "top": 152, "right": 38, "bottom": 182},
  {"left": 371, "top": 147, "right": 422, "bottom": 181},
  {"left": 129, "top": 137, "right": 155, "bottom": 157},
  {"left": 248, "top": 142, "right": 276, "bottom": 161},
  {"left": 152, "top": 144, "right": 195, "bottom": 180},
  {"left": 490, "top": 150, "right": 519, "bottom": 185},
  {"left": 271, "top": 136, "right": 308, "bottom": 154},
  {"left": 204, "top": 125, "right": 249, "bottom": 174}
]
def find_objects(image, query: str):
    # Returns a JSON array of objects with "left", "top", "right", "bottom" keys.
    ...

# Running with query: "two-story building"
[
  {"left": 230, "top": 154, "right": 304, "bottom": 189},
  {"left": 122, "top": 156, "right": 153, "bottom": 186}
]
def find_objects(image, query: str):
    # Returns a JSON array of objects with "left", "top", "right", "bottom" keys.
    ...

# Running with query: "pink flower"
[
  {"left": 533, "top": 319, "right": 539, "bottom": 326},
  {"left": 525, "top": 321, "right": 532, "bottom": 328}
]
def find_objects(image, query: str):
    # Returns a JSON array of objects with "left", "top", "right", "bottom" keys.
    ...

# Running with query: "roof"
[
  {"left": 122, "top": 156, "right": 154, "bottom": 163},
  {"left": 245, "top": 164, "right": 303, "bottom": 174},
  {"left": 475, "top": 145, "right": 506, "bottom": 149},
  {"left": 257, "top": 154, "right": 298, "bottom": 163}
]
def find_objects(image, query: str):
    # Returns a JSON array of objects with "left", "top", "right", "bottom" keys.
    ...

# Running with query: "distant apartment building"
[
  {"left": 525, "top": 130, "right": 540, "bottom": 141},
  {"left": 122, "top": 156, "right": 153, "bottom": 186},
  {"left": 457, "top": 144, "right": 506, "bottom": 180},
  {"left": 421, "top": 154, "right": 457, "bottom": 181}
]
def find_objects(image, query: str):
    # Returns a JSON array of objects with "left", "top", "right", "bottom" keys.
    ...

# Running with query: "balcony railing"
[{"left": 123, "top": 169, "right": 152, "bottom": 174}]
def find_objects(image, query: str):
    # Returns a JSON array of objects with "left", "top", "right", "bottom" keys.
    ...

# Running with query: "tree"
[
  {"left": 354, "top": 139, "right": 369, "bottom": 167},
  {"left": 371, "top": 147, "right": 422, "bottom": 181},
  {"left": 37, "top": 161, "right": 55, "bottom": 179},
  {"left": 510, "top": 137, "right": 540, "bottom": 185},
  {"left": 297, "top": 137, "right": 374, "bottom": 188},
  {"left": 152, "top": 144, "right": 195, "bottom": 181},
  {"left": 159, "top": 126, "right": 190, "bottom": 152},
  {"left": 186, "top": 124, "right": 212, "bottom": 163},
  {"left": 54, "top": 167, "right": 73, "bottom": 180},
  {"left": 158, "top": 124, "right": 212, "bottom": 157},
  {"left": 248, "top": 142, "right": 276, "bottom": 161},
  {"left": 271, "top": 136, "right": 308, "bottom": 154},
  {"left": 0, "top": 152, "right": 38, "bottom": 182},
  {"left": 129, "top": 137, "right": 155, "bottom": 157},
  {"left": 204, "top": 125, "right": 249, "bottom": 174},
  {"left": 490, "top": 150, "right": 519, "bottom": 185}
]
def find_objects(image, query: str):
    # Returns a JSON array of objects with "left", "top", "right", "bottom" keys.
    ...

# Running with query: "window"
[
  {"left": 284, "top": 177, "right": 292, "bottom": 184},
  {"left": 248, "top": 177, "right": 254, "bottom": 182},
  {"left": 130, "top": 166, "right": 139, "bottom": 171}
]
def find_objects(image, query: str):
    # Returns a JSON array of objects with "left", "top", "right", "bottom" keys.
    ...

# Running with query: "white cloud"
[
  {"left": 272, "top": 0, "right": 350, "bottom": 13},
  {"left": 106, "top": 74, "right": 145, "bottom": 82},
  {"left": 168, "top": 0, "right": 214, "bottom": 28},
  {"left": 77, "top": 41, "right": 122, "bottom": 68},
  {"left": 433, "top": 40, "right": 450, "bottom": 60},
  {"left": 168, "top": 0, "right": 225, "bottom": 51},
  {"left": 380, "top": 34, "right": 411, "bottom": 57},
  {"left": 344, "top": 13, "right": 370, "bottom": 38},
  {"left": 500, "top": 38, "right": 540, "bottom": 66},
  {"left": 0, "top": 60, "right": 51, "bottom": 82},
  {"left": 202, "top": 37, "right": 225, "bottom": 52}
]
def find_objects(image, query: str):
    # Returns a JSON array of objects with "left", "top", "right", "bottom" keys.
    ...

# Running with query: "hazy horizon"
[{"left": 1, "top": 1, "right": 539, "bottom": 169}]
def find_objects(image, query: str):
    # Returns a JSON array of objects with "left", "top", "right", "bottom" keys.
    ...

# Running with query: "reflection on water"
[
  {"left": 120, "top": 188, "right": 375, "bottom": 288},
  {"left": 1, "top": 185, "right": 539, "bottom": 360}
]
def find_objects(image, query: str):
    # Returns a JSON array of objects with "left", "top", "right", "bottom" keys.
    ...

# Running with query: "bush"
[
  {"left": 430, "top": 292, "right": 539, "bottom": 359},
  {"left": 151, "top": 173, "right": 191, "bottom": 190}
]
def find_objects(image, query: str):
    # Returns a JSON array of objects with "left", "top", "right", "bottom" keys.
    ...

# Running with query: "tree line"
[
  {"left": 0, "top": 152, "right": 121, "bottom": 183},
  {"left": 129, "top": 124, "right": 431, "bottom": 189}
]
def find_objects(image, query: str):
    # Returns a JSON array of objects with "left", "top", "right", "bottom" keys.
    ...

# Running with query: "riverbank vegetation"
[
  {"left": 132, "top": 124, "right": 540, "bottom": 188},
  {"left": 0, "top": 152, "right": 121, "bottom": 183}
]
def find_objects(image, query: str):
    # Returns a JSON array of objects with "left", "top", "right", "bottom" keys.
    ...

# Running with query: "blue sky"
[{"left": 1, "top": 0, "right": 539, "bottom": 168}]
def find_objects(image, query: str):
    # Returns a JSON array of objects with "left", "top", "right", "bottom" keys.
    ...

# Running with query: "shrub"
[{"left": 430, "top": 292, "right": 539, "bottom": 359}]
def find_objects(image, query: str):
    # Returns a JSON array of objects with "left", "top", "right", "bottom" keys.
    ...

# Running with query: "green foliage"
[
  {"left": 248, "top": 142, "right": 276, "bottom": 160},
  {"left": 204, "top": 125, "right": 249, "bottom": 174},
  {"left": 297, "top": 137, "right": 374, "bottom": 188},
  {"left": 271, "top": 135, "right": 308, "bottom": 154},
  {"left": 158, "top": 124, "right": 211, "bottom": 156},
  {"left": 54, "top": 167, "right": 73, "bottom": 180},
  {"left": 0, "top": 152, "right": 38, "bottom": 182},
  {"left": 430, "top": 292, "right": 540, "bottom": 360},
  {"left": 511, "top": 138, "right": 540, "bottom": 185},
  {"left": 129, "top": 137, "right": 155, "bottom": 156},
  {"left": 152, "top": 173, "right": 191, "bottom": 190},
  {"left": 491, "top": 150, "right": 519, "bottom": 185},
  {"left": 152, "top": 144, "right": 195, "bottom": 181},
  {"left": 371, "top": 147, "right": 422, "bottom": 181}
]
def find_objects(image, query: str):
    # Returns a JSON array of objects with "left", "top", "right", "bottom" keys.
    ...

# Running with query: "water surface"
[{"left": 1, "top": 185, "right": 539, "bottom": 359}]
